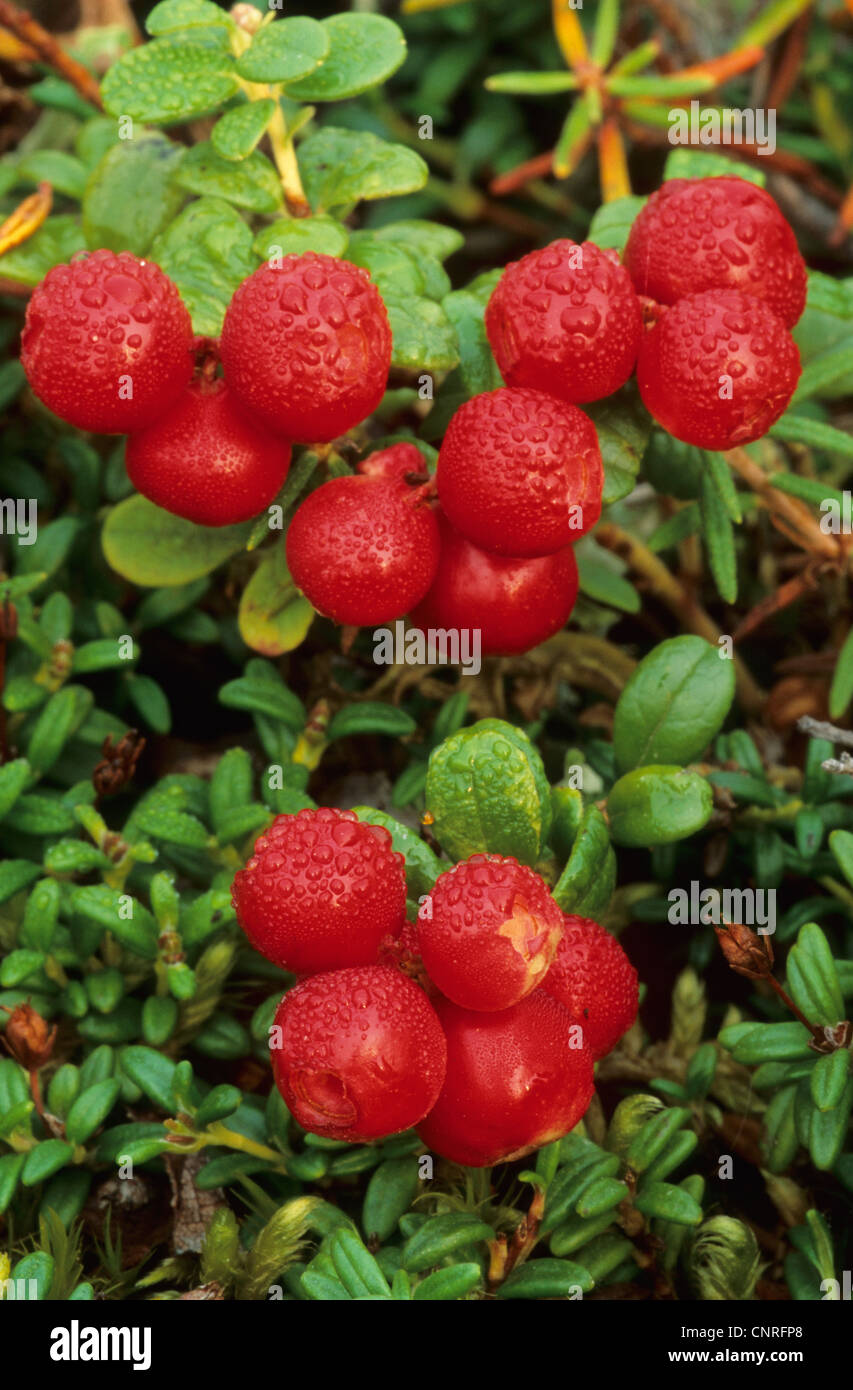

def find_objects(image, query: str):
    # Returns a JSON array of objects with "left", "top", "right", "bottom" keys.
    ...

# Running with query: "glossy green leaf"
[
  {"left": 103, "top": 494, "right": 253, "bottom": 587},
  {"left": 607, "top": 766, "right": 714, "bottom": 847},
  {"left": 299, "top": 128, "right": 428, "bottom": 213},
  {"left": 613, "top": 635, "right": 736, "bottom": 773},
  {"left": 236, "top": 16, "right": 328, "bottom": 83},
  {"left": 285, "top": 14, "right": 406, "bottom": 101},
  {"left": 101, "top": 40, "right": 238, "bottom": 124}
]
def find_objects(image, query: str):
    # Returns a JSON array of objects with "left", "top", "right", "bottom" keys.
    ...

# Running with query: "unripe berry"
[
  {"left": 416, "top": 991, "right": 594, "bottom": 1167},
  {"left": 21, "top": 250, "right": 194, "bottom": 434},
  {"left": 232, "top": 808, "right": 406, "bottom": 974},
  {"left": 637, "top": 290, "right": 801, "bottom": 451},
  {"left": 624, "top": 176, "right": 807, "bottom": 329},
  {"left": 271, "top": 965, "right": 447, "bottom": 1142},
  {"left": 540, "top": 915, "right": 638, "bottom": 1061},
  {"left": 436, "top": 387, "right": 602, "bottom": 557},
  {"left": 409, "top": 509, "right": 578, "bottom": 657},
  {"left": 485, "top": 239, "right": 642, "bottom": 404},
  {"left": 220, "top": 253, "right": 392, "bottom": 443},
  {"left": 286, "top": 473, "right": 440, "bottom": 626},
  {"left": 125, "top": 376, "right": 291, "bottom": 526},
  {"left": 419, "top": 854, "right": 564, "bottom": 1011}
]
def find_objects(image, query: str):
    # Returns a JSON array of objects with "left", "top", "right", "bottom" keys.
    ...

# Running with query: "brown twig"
[
  {"left": 725, "top": 448, "right": 842, "bottom": 561},
  {"left": 731, "top": 565, "right": 822, "bottom": 643},
  {"left": 0, "top": 0, "right": 103, "bottom": 109}
]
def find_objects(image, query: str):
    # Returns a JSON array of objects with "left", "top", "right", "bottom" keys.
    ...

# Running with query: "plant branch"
[{"left": 0, "top": 0, "right": 103, "bottom": 109}]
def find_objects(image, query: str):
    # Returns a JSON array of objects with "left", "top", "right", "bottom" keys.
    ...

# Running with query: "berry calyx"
[
  {"left": 636, "top": 289, "right": 801, "bottom": 451},
  {"left": 125, "top": 375, "right": 291, "bottom": 526},
  {"left": 409, "top": 509, "right": 579, "bottom": 657},
  {"left": 271, "top": 965, "right": 447, "bottom": 1142},
  {"left": 21, "top": 249, "right": 194, "bottom": 434},
  {"left": 436, "top": 387, "right": 602, "bottom": 557},
  {"left": 540, "top": 915, "right": 639, "bottom": 1061},
  {"left": 485, "top": 239, "right": 642, "bottom": 405},
  {"left": 624, "top": 176, "right": 807, "bottom": 329},
  {"left": 416, "top": 991, "right": 594, "bottom": 1167},
  {"left": 418, "top": 854, "right": 564, "bottom": 1011},
  {"left": 232, "top": 808, "right": 406, "bottom": 975},
  {"left": 220, "top": 253, "right": 392, "bottom": 443},
  {"left": 286, "top": 472, "right": 440, "bottom": 627}
]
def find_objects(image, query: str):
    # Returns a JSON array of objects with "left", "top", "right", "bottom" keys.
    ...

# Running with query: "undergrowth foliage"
[{"left": 0, "top": 0, "right": 851, "bottom": 1305}]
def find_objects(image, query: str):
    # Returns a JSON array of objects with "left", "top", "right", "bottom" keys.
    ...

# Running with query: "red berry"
[
  {"left": 637, "top": 290, "right": 800, "bottom": 451},
  {"left": 125, "top": 376, "right": 291, "bottom": 526},
  {"left": 624, "top": 177, "right": 807, "bottom": 329},
  {"left": 540, "top": 915, "right": 638, "bottom": 1061},
  {"left": 271, "top": 965, "right": 447, "bottom": 1142},
  {"left": 21, "top": 250, "right": 194, "bottom": 434},
  {"left": 416, "top": 991, "right": 594, "bottom": 1167},
  {"left": 437, "top": 387, "right": 602, "bottom": 557},
  {"left": 419, "top": 854, "right": 564, "bottom": 1011},
  {"left": 485, "top": 239, "right": 642, "bottom": 405},
  {"left": 357, "top": 441, "right": 428, "bottom": 485},
  {"left": 286, "top": 473, "right": 439, "bottom": 626},
  {"left": 232, "top": 808, "right": 406, "bottom": 974},
  {"left": 409, "top": 509, "right": 578, "bottom": 657},
  {"left": 220, "top": 253, "right": 392, "bottom": 443}
]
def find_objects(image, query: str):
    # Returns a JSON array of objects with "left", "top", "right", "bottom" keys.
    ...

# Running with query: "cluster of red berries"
[
  {"left": 20, "top": 248, "right": 392, "bottom": 528},
  {"left": 232, "top": 807, "right": 638, "bottom": 1168}
]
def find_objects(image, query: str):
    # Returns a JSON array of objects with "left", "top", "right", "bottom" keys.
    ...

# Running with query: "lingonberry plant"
[{"left": 0, "top": 0, "right": 852, "bottom": 1320}]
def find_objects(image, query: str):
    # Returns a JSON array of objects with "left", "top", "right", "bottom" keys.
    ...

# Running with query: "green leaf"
[
  {"left": 792, "top": 272, "right": 853, "bottom": 400},
  {"left": 485, "top": 71, "right": 578, "bottom": 95},
  {"left": 362, "top": 1156, "right": 421, "bottom": 1243},
  {"left": 809, "top": 1080, "right": 853, "bottom": 1171},
  {"left": 103, "top": 494, "right": 253, "bottom": 587},
  {"left": 768, "top": 412, "right": 853, "bottom": 460},
  {"left": 9, "top": 1250, "right": 54, "bottom": 1298},
  {"left": 0, "top": 860, "right": 41, "bottom": 904},
  {"left": 142, "top": 995, "right": 179, "bottom": 1047},
  {"left": 497, "top": 1258, "right": 592, "bottom": 1299},
  {"left": 585, "top": 381, "right": 652, "bottom": 506},
  {"left": 635, "top": 1181, "right": 703, "bottom": 1225},
  {"left": 147, "top": 0, "right": 232, "bottom": 35},
  {"left": 219, "top": 673, "right": 305, "bottom": 729},
  {"left": 239, "top": 547, "right": 315, "bottom": 657},
  {"left": 350, "top": 807, "right": 443, "bottom": 899},
  {"left": 663, "top": 147, "right": 766, "bottom": 186},
  {"left": 101, "top": 39, "right": 239, "bottom": 124},
  {"left": 613, "top": 635, "right": 736, "bottom": 773},
  {"left": 0, "top": 758, "right": 30, "bottom": 820},
  {"left": 786, "top": 922, "right": 845, "bottom": 1027},
  {"left": 442, "top": 286, "right": 503, "bottom": 397},
  {"left": 150, "top": 195, "right": 258, "bottom": 337},
  {"left": 588, "top": 194, "right": 647, "bottom": 253},
  {"left": 552, "top": 805, "right": 616, "bottom": 917},
  {"left": 577, "top": 550, "right": 640, "bottom": 613},
  {"left": 830, "top": 629, "right": 853, "bottom": 721},
  {"left": 119, "top": 1046, "right": 178, "bottom": 1112},
  {"left": 0, "top": 1153, "right": 25, "bottom": 1214},
  {"left": 810, "top": 1050, "right": 850, "bottom": 1113},
  {"left": 172, "top": 141, "right": 281, "bottom": 213},
  {"left": 27, "top": 687, "right": 91, "bottom": 773},
  {"left": 285, "top": 14, "right": 406, "bottom": 101},
  {"left": 724, "top": 1021, "right": 813, "bottom": 1065},
  {"left": 401, "top": 1213, "right": 494, "bottom": 1272},
  {"left": 628, "top": 1108, "right": 692, "bottom": 1173},
  {"left": 82, "top": 132, "right": 185, "bottom": 254},
  {"left": 253, "top": 214, "right": 349, "bottom": 260},
  {"left": 327, "top": 704, "right": 416, "bottom": 741},
  {"left": 64, "top": 1079, "right": 121, "bottom": 1144},
  {"left": 0, "top": 214, "right": 86, "bottom": 288},
  {"left": 299, "top": 128, "right": 428, "bottom": 213},
  {"left": 235, "top": 16, "right": 328, "bottom": 83},
  {"left": 211, "top": 99, "right": 275, "bottom": 160},
  {"left": 71, "top": 884, "right": 159, "bottom": 960},
  {"left": 794, "top": 342, "right": 853, "bottom": 404},
  {"left": 413, "top": 1263, "right": 481, "bottom": 1300},
  {"left": 375, "top": 220, "right": 464, "bottom": 265},
  {"left": 22, "top": 1139, "right": 74, "bottom": 1186},
  {"left": 700, "top": 471, "right": 738, "bottom": 603},
  {"left": 830, "top": 828, "right": 853, "bottom": 890},
  {"left": 15, "top": 150, "right": 89, "bottom": 199},
  {"left": 386, "top": 293, "right": 460, "bottom": 373},
  {"left": 425, "top": 718, "right": 551, "bottom": 867},
  {"left": 40, "top": 1168, "right": 92, "bottom": 1227},
  {"left": 607, "top": 766, "right": 714, "bottom": 847},
  {"left": 124, "top": 674, "right": 172, "bottom": 735}
]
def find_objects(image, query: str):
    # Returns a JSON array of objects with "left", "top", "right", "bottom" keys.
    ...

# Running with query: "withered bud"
[
  {"left": 1, "top": 1002, "right": 57, "bottom": 1070},
  {"left": 93, "top": 728, "right": 146, "bottom": 799},
  {"left": 714, "top": 921, "right": 774, "bottom": 980},
  {"left": 809, "top": 1019, "right": 852, "bottom": 1055}
]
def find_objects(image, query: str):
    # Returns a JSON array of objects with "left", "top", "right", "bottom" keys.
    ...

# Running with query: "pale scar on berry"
[
  {"left": 497, "top": 902, "right": 554, "bottom": 980},
  {"left": 293, "top": 1069, "right": 358, "bottom": 1127}
]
